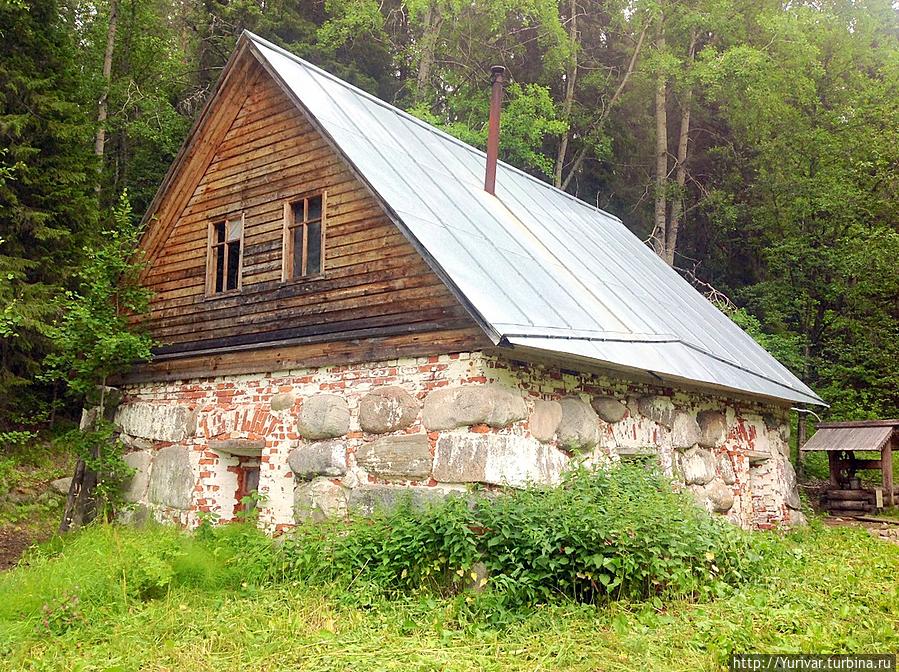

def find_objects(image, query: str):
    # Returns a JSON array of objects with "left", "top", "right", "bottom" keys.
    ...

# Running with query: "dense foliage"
[
  {"left": 281, "top": 466, "right": 762, "bottom": 608},
  {"left": 1, "top": 0, "right": 897, "bottom": 429}
]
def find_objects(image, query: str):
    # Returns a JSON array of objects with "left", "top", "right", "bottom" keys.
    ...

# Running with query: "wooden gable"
[{"left": 130, "top": 51, "right": 488, "bottom": 382}]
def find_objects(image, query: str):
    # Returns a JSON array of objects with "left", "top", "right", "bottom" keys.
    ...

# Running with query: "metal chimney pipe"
[{"left": 484, "top": 65, "right": 506, "bottom": 195}]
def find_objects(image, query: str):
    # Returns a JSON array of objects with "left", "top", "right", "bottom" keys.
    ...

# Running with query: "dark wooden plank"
[{"left": 119, "top": 327, "right": 490, "bottom": 383}]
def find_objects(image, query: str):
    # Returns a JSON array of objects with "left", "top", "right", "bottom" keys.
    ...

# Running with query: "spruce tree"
[{"left": 0, "top": 0, "right": 98, "bottom": 426}]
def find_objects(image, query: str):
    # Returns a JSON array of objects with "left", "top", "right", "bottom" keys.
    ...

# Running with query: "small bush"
[{"left": 280, "top": 464, "right": 767, "bottom": 608}]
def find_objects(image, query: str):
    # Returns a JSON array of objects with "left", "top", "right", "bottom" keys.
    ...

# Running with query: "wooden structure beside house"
[
  {"left": 113, "top": 32, "right": 824, "bottom": 533},
  {"left": 802, "top": 420, "right": 897, "bottom": 514}
]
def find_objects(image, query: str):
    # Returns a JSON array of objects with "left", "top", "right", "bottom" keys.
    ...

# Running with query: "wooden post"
[
  {"left": 797, "top": 413, "right": 808, "bottom": 478},
  {"left": 883, "top": 434, "right": 894, "bottom": 508},
  {"left": 828, "top": 452, "right": 841, "bottom": 489}
]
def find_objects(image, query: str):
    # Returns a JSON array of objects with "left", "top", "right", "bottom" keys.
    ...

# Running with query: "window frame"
[
  {"left": 282, "top": 191, "right": 327, "bottom": 283},
  {"left": 205, "top": 213, "right": 245, "bottom": 297}
]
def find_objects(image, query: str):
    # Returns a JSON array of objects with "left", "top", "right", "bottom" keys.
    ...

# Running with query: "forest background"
[{"left": 2, "top": 0, "right": 898, "bottom": 431}]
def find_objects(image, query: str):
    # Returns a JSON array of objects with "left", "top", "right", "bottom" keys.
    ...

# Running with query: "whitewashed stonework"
[{"left": 115, "top": 351, "right": 803, "bottom": 533}]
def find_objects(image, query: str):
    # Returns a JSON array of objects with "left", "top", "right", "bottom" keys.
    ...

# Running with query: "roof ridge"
[{"left": 241, "top": 30, "right": 623, "bottom": 223}]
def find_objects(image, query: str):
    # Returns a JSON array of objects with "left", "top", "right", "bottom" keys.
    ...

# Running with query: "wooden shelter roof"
[{"left": 802, "top": 423, "right": 895, "bottom": 452}]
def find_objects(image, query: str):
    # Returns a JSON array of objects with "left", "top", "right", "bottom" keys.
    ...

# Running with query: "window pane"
[
  {"left": 215, "top": 244, "right": 225, "bottom": 293},
  {"left": 292, "top": 201, "right": 304, "bottom": 224},
  {"left": 226, "top": 240, "right": 240, "bottom": 290},
  {"left": 214, "top": 222, "right": 226, "bottom": 244},
  {"left": 227, "top": 218, "right": 242, "bottom": 242},
  {"left": 306, "top": 220, "right": 322, "bottom": 275},
  {"left": 307, "top": 195, "right": 322, "bottom": 222},
  {"left": 292, "top": 225, "right": 304, "bottom": 278}
]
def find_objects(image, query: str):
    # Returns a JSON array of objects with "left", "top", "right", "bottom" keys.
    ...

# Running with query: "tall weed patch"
[{"left": 281, "top": 464, "right": 768, "bottom": 608}]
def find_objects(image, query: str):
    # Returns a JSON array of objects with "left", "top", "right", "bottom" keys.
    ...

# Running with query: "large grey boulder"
[
  {"left": 697, "top": 411, "right": 728, "bottom": 448},
  {"left": 122, "top": 450, "right": 153, "bottom": 502},
  {"left": 347, "top": 484, "right": 454, "bottom": 516},
  {"left": 288, "top": 441, "right": 347, "bottom": 480},
  {"left": 787, "top": 510, "right": 808, "bottom": 527},
  {"left": 147, "top": 446, "right": 194, "bottom": 510},
  {"left": 359, "top": 386, "right": 419, "bottom": 434},
  {"left": 297, "top": 394, "right": 350, "bottom": 440},
  {"left": 706, "top": 479, "right": 735, "bottom": 512},
  {"left": 670, "top": 412, "right": 702, "bottom": 449},
  {"left": 690, "top": 479, "right": 734, "bottom": 513},
  {"left": 294, "top": 478, "right": 347, "bottom": 522},
  {"left": 591, "top": 397, "right": 627, "bottom": 423},
  {"left": 718, "top": 453, "right": 736, "bottom": 485},
  {"left": 270, "top": 392, "right": 295, "bottom": 412},
  {"left": 780, "top": 456, "right": 801, "bottom": 510},
  {"left": 679, "top": 446, "right": 717, "bottom": 486},
  {"left": 355, "top": 434, "right": 432, "bottom": 480},
  {"left": 557, "top": 398, "right": 601, "bottom": 450},
  {"left": 637, "top": 396, "right": 676, "bottom": 429},
  {"left": 433, "top": 433, "right": 568, "bottom": 487},
  {"left": 422, "top": 386, "right": 527, "bottom": 431},
  {"left": 528, "top": 400, "right": 562, "bottom": 443},
  {"left": 50, "top": 477, "right": 72, "bottom": 495},
  {"left": 115, "top": 403, "right": 197, "bottom": 442},
  {"left": 209, "top": 438, "right": 265, "bottom": 457}
]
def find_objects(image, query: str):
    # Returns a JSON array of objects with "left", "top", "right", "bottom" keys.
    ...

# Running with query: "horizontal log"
[
  {"left": 823, "top": 489, "right": 876, "bottom": 501},
  {"left": 118, "top": 327, "right": 490, "bottom": 384},
  {"left": 824, "top": 500, "right": 872, "bottom": 511}
]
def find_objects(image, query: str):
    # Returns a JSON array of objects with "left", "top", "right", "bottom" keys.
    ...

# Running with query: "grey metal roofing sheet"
[
  {"left": 245, "top": 32, "right": 825, "bottom": 407},
  {"left": 801, "top": 426, "right": 893, "bottom": 452}
]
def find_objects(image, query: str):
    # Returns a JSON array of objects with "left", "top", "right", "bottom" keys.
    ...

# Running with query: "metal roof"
[
  {"left": 244, "top": 32, "right": 824, "bottom": 407},
  {"left": 801, "top": 426, "right": 893, "bottom": 452}
]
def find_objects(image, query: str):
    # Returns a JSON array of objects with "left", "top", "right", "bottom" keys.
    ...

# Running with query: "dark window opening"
[
  {"left": 235, "top": 463, "right": 261, "bottom": 517},
  {"left": 285, "top": 194, "right": 325, "bottom": 280},
  {"left": 208, "top": 216, "right": 242, "bottom": 294}
]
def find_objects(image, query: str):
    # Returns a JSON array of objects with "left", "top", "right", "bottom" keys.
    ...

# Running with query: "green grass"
[
  {"left": 0, "top": 434, "right": 74, "bottom": 531},
  {"left": 0, "top": 521, "right": 897, "bottom": 672}
]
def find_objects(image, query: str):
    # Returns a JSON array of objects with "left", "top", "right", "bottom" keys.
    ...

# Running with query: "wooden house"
[{"left": 113, "top": 32, "right": 823, "bottom": 531}]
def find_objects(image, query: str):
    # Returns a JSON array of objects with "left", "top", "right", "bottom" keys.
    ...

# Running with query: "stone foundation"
[{"left": 114, "top": 351, "right": 804, "bottom": 532}]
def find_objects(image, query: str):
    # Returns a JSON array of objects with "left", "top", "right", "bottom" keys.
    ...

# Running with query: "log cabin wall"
[{"left": 134, "top": 60, "right": 486, "bottom": 381}]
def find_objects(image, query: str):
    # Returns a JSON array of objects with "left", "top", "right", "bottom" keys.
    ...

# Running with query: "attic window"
[
  {"left": 207, "top": 215, "right": 243, "bottom": 295},
  {"left": 283, "top": 193, "right": 326, "bottom": 281}
]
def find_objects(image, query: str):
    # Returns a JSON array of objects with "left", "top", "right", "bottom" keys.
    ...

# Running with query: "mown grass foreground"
[{"left": 1, "top": 471, "right": 897, "bottom": 671}]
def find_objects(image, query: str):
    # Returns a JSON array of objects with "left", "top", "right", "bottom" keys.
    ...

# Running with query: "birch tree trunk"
[
  {"left": 94, "top": 0, "right": 118, "bottom": 170},
  {"left": 652, "top": 26, "right": 668, "bottom": 259},
  {"left": 554, "top": 0, "right": 578, "bottom": 188},
  {"left": 664, "top": 31, "right": 697, "bottom": 267},
  {"left": 414, "top": 1, "right": 442, "bottom": 103}
]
